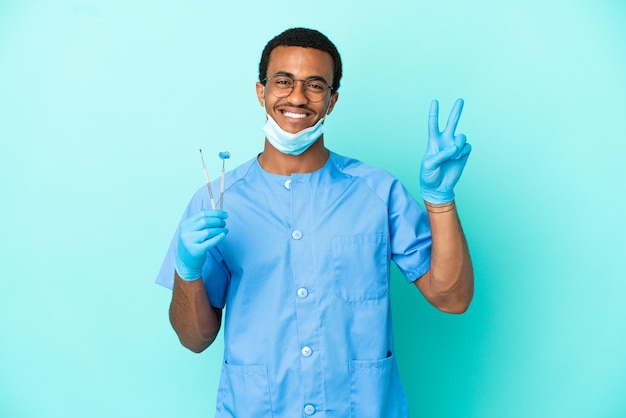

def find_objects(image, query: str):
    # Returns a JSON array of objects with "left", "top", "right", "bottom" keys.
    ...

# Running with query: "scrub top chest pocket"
[{"left": 332, "top": 234, "right": 390, "bottom": 302}]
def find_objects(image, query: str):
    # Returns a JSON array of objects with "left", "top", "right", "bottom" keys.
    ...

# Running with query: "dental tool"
[
  {"left": 218, "top": 151, "right": 231, "bottom": 210},
  {"left": 199, "top": 149, "right": 216, "bottom": 210}
]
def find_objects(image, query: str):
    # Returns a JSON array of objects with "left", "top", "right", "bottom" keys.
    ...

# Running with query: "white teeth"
[{"left": 283, "top": 111, "right": 307, "bottom": 119}]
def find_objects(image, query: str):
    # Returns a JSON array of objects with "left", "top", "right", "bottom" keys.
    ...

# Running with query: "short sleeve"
[
  {"left": 388, "top": 179, "right": 432, "bottom": 282},
  {"left": 154, "top": 186, "right": 230, "bottom": 309}
]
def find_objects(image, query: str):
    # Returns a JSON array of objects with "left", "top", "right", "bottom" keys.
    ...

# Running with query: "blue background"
[{"left": 1, "top": 0, "right": 625, "bottom": 417}]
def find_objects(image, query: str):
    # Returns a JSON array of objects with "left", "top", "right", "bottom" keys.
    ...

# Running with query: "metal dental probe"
[{"left": 199, "top": 149, "right": 216, "bottom": 210}]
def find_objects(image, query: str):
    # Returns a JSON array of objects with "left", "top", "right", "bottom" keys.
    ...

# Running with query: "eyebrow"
[{"left": 271, "top": 71, "right": 329, "bottom": 84}]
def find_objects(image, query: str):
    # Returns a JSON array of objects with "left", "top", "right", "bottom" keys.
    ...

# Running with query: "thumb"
[{"left": 428, "top": 145, "right": 458, "bottom": 166}]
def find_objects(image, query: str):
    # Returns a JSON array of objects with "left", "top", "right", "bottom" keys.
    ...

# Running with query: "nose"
[{"left": 286, "top": 80, "right": 309, "bottom": 105}]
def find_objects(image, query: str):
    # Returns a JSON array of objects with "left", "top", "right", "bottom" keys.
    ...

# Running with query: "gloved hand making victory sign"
[
  {"left": 419, "top": 98, "right": 472, "bottom": 204},
  {"left": 174, "top": 210, "right": 228, "bottom": 281}
]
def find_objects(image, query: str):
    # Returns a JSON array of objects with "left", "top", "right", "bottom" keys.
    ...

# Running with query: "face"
[{"left": 256, "top": 46, "right": 339, "bottom": 134}]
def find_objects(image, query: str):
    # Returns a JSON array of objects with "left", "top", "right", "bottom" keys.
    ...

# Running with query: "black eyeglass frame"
[{"left": 262, "top": 73, "right": 334, "bottom": 103}]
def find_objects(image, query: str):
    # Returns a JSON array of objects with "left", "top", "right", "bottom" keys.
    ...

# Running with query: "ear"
[
  {"left": 256, "top": 82, "right": 266, "bottom": 107},
  {"left": 325, "top": 92, "right": 340, "bottom": 116}
]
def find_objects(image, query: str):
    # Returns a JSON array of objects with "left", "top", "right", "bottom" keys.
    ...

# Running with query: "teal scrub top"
[{"left": 157, "top": 151, "right": 432, "bottom": 417}]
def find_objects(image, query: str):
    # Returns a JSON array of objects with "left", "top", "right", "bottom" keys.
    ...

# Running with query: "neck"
[{"left": 258, "top": 136, "right": 329, "bottom": 175}]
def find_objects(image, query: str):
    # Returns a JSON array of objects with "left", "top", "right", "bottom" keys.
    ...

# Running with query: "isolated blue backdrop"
[{"left": 1, "top": 0, "right": 625, "bottom": 417}]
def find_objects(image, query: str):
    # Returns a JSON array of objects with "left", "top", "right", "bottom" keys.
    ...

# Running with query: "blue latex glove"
[
  {"left": 174, "top": 210, "right": 228, "bottom": 281},
  {"left": 420, "top": 98, "right": 472, "bottom": 204}
]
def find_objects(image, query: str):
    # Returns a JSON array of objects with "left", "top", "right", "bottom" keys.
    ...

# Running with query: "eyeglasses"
[{"left": 263, "top": 74, "right": 333, "bottom": 103}]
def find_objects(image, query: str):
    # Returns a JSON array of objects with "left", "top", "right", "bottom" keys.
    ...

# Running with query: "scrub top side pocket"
[{"left": 216, "top": 362, "right": 274, "bottom": 418}]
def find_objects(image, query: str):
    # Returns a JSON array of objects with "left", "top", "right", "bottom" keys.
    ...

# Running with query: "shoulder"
[
  {"left": 224, "top": 156, "right": 258, "bottom": 187},
  {"left": 327, "top": 151, "right": 419, "bottom": 207},
  {"left": 328, "top": 151, "right": 398, "bottom": 187}
]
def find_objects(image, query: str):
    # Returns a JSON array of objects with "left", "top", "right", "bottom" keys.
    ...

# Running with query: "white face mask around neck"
[{"left": 262, "top": 113, "right": 326, "bottom": 156}]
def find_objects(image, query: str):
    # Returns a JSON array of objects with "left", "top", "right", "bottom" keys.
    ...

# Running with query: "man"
[{"left": 156, "top": 27, "right": 473, "bottom": 417}]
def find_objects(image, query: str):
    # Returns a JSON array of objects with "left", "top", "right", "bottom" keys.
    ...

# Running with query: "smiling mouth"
[{"left": 281, "top": 110, "right": 309, "bottom": 119}]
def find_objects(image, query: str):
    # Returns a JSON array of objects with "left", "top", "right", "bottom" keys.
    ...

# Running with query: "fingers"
[
  {"left": 452, "top": 141, "right": 471, "bottom": 161},
  {"left": 423, "top": 140, "right": 471, "bottom": 168},
  {"left": 428, "top": 99, "right": 440, "bottom": 138},
  {"left": 444, "top": 98, "right": 464, "bottom": 137},
  {"left": 180, "top": 210, "right": 229, "bottom": 244},
  {"left": 204, "top": 231, "right": 227, "bottom": 248},
  {"left": 186, "top": 210, "right": 227, "bottom": 229},
  {"left": 189, "top": 209, "right": 228, "bottom": 221},
  {"left": 451, "top": 133, "right": 468, "bottom": 158},
  {"left": 426, "top": 145, "right": 459, "bottom": 167},
  {"left": 186, "top": 226, "right": 228, "bottom": 244}
]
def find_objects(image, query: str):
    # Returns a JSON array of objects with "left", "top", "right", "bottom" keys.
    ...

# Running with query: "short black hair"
[{"left": 259, "top": 27, "right": 342, "bottom": 92}]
